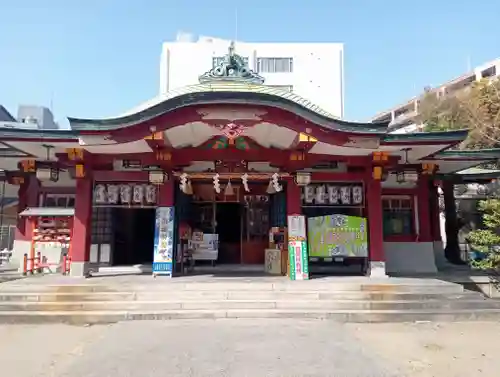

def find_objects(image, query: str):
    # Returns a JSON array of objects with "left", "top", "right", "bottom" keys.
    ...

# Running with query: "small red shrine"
[{"left": 1, "top": 45, "right": 499, "bottom": 277}]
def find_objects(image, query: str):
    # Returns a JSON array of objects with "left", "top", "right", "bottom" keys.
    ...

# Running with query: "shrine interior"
[
  {"left": 111, "top": 208, "right": 155, "bottom": 265},
  {"left": 215, "top": 203, "right": 242, "bottom": 264}
]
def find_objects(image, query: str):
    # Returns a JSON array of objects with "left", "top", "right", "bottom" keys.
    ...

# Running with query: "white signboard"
[
  {"left": 287, "top": 215, "right": 306, "bottom": 240},
  {"left": 94, "top": 183, "right": 158, "bottom": 206},
  {"left": 302, "top": 183, "right": 364, "bottom": 207}
]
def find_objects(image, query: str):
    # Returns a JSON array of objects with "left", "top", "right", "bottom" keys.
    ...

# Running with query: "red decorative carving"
[{"left": 214, "top": 122, "right": 247, "bottom": 140}]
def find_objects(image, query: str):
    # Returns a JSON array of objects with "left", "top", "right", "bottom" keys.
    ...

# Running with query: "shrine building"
[{"left": 1, "top": 45, "right": 499, "bottom": 278}]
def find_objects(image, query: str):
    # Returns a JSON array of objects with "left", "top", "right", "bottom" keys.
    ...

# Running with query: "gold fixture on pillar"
[
  {"left": 372, "top": 151, "right": 389, "bottom": 162},
  {"left": 372, "top": 166, "right": 384, "bottom": 180},
  {"left": 75, "top": 164, "right": 85, "bottom": 178},
  {"left": 422, "top": 163, "right": 438, "bottom": 175},
  {"left": 65, "top": 148, "right": 84, "bottom": 161},
  {"left": 20, "top": 160, "right": 36, "bottom": 173}
]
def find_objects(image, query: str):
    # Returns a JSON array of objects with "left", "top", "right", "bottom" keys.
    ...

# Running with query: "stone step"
[
  {"left": 0, "top": 290, "right": 482, "bottom": 302},
  {"left": 1, "top": 308, "right": 500, "bottom": 324},
  {"left": 0, "top": 281, "right": 466, "bottom": 294},
  {"left": 0, "top": 299, "right": 497, "bottom": 312}
]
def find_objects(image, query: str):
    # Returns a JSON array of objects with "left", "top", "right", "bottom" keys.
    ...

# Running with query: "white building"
[
  {"left": 371, "top": 58, "right": 500, "bottom": 133},
  {"left": 159, "top": 34, "right": 345, "bottom": 118},
  {"left": 0, "top": 105, "right": 59, "bottom": 130},
  {"left": 17, "top": 105, "right": 58, "bottom": 130}
]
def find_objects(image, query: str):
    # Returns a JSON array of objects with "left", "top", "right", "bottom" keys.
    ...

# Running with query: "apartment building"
[
  {"left": 159, "top": 33, "right": 345, "bottom": 118},
  {"left": 371, "top": 58, "right": 500, "bottom": 133}
]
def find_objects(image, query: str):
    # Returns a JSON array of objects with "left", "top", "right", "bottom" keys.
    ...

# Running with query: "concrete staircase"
[{"left": 0, "top": 277, "right": 500, "bottom": 324}]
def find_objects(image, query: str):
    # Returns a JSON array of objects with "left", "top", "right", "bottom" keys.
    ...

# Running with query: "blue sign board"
[{"left": 152, "top": 206, "right": 175, "bottom": 277}]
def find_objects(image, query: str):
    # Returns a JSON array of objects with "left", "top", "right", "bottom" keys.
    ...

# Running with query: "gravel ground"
[
  {"left": 0, "top": 320, "right": 499, "bottom": 377},
  {"left": 349, "top": 321, "right": 500, "bottom": 377}
]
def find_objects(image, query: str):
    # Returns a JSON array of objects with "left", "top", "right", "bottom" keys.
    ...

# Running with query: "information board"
[
  {"left": 307, "top": 215, "right": 368, "bottom": 258},
  {"left": 152, "top": 206, "right": 175, "bottom": 277},
  {"left": 288, "top": 240, "right": 309, "bottom": 280}
]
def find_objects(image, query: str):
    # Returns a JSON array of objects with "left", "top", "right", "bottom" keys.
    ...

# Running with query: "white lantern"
[
  {"left": 294, "top": 172, "right": 311, "bottom": 186},
  {"left": 36, "top": 167, "right": 59, "bottom": 182},
  {"left": 120, "top": 184, "right": 132, "bottom": 204},
  {"left": 107, "top": 185, "right": 119, "bottom": 204},
  {"left": 149, "top": 170, "right": 167, "bottom": 185},
  {"left": 133, "top": 185, "right": 144, "bottom": 203},
  {"left": 145, "top": 185, "right": 157, "bottom": 204}
]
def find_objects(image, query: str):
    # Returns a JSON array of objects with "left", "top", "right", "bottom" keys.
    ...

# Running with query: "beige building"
[{"left": 371, "top": 58, "right": 500, "bottom": 133}]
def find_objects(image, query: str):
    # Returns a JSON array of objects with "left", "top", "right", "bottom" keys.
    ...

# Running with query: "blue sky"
[{"left": 1, "top": 0, "right": 499, "bottom": 126}]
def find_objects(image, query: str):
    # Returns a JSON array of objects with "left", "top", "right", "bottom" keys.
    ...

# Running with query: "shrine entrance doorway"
[
  {"left": 189, "top": 180, "right": 271, "bottom": 266},
  {"left": 216, "top": 202, "right": 243, "bottom": 264},
  {"left": 111, "top": 208, "right": 156, "bottom": 266}
]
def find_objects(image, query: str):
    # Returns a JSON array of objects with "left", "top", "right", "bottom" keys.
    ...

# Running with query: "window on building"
[
  {"left": 257, "top": 58, "right": 293, "bottom": 73},
  {"left": 382, "top": 196, "right": 414, "bottom": 237},
  {"left": 212, "top": 56, "right": 249, "bottom": 68},
  {"left": 482, "top": 66, "right": 497, "bottom": 79},
  {"left": 267, "top": 85, "right": 293, "bottom": 92}
]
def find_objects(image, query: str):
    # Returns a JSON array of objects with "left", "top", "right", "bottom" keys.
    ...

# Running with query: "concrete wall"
[
  {"left": 384, "top": 242, "right": 438, "bottom": 274},
  {"left": 160, "top": 38, "right": 344, "bottom": 118}
]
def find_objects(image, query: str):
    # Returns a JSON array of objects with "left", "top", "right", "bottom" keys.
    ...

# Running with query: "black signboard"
[{"left": 301, "top": 183, "right": 364, "bottom": 207}]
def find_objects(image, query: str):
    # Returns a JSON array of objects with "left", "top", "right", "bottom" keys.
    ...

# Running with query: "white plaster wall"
[
  {"left": 384, "top": 242, "right": 438, "bottom": 274},
  {"left": 11, "top": 239, "right": 30, "bottom": 272},
  {"left": 11, "top": 239, "right": 65, "bottom": 273},
  {"left": 160, "top": 39, "right": 344, "bottom": 118}
]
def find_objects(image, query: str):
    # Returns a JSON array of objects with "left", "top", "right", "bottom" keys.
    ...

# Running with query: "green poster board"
[
  {"left": 307, "top": 215, "right": 368, "bottom": 258},
  {"left": 288, "top": 240, "right": 309, "bottom": 280}
]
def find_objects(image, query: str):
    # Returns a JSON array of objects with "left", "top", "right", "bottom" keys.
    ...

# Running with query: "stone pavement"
[
  {"left": 0, "top": 319, "right": 395, "bottom": 377},
  {"left": 2, "top": 320, "right": 500, "bottom": 377}
]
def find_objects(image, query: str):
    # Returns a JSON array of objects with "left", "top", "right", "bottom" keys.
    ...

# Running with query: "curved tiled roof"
[
  {"left": 68, "top": 82, "right": 389, "bottom": 134},
  {"left": 120, "top": 83, "right": 337, "bottom": 118}
]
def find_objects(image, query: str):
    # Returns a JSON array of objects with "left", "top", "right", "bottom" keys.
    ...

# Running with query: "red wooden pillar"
[
  {"left": 366, "top": 178, "right": 387, "bottom": 277},
  {"left": 70, "top": 176, "right": 92, "bottom": 277},
  {"left": 158, "top": 176, "right": 174, "bottom": 207},
  {"left": 286, "top": 178, "right": 302, "bottom": 215},
  {"left": 15, "top": 176, "right": 39, "bottom": 241},
  {"left": 417, "top": 176, "right": 432, "bottom": 242}
]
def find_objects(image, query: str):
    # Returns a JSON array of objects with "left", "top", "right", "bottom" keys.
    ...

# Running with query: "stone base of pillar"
[
  {"left": 433, "top": 241, "right": 448, "bottom": 269},
  {"left": 69, "top": 262, "right": 91, "bottom": 278},
  {"left": 368, "top": 261, "right": 388, "bottom": 278}
]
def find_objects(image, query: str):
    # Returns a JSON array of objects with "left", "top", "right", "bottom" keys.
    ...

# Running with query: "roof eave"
[
  {"left": 434, "top": 148, "right": 500, "bottom": 160},
  {"left": 382, "top": 130, "right": 469, "bottom": 144},
  {"left": 67, "top": 90, "right": 389, "bottom": 135}
]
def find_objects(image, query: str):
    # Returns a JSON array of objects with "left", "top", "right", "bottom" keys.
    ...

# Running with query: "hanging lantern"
[
  {"left": 36, "top": 166, "right": 59, "bottom": 182},
  {"left": 294, "top": 172, "right": 311, "bottom": 186},
  {"left": 396, "top": 171, "right": 406, "bottom": 184},
  {"left": 148, "top": 170, "right": 167, "bottom": 185},
  {"left": 395, "top": 170, "right": 418, "bottom": 184}
]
